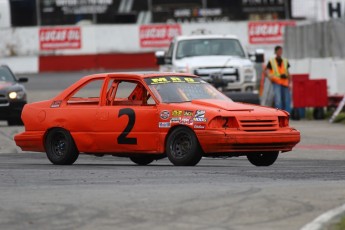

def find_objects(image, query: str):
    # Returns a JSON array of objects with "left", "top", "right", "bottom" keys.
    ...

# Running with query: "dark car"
[{"left": 0, "top": 65, "right": 28, "bottom": 126}]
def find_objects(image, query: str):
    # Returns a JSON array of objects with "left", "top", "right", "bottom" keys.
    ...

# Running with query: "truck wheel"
[
  {"left": 130, "top": 156, "right": 154, "bottom": 165},
  {"left": 166, "top": 127, "right": 202, "bottom": 166},
  {"left": 45, "top": 128, "right": 79, "bottom": 165},
  {"left": 247, "top": 151, "right": 279, "bottom": 166}
]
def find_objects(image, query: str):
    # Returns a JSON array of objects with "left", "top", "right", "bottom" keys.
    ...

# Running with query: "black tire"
[
  {"left": 166, "top": 127, "right": 202, "bottom": 166},
  {"left": 45, "top": 128, "right": 79, "bottom": 165},
  {"left": 247, "top": 151, "right": 279, "bottom": 167},
  {"left": 130, "top": 156, "right": 154, "bottom": 166}
]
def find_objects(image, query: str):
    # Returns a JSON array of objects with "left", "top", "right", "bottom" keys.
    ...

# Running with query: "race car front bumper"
[{"left": 196, "top": 128, "right": 300, "bottom": 155}]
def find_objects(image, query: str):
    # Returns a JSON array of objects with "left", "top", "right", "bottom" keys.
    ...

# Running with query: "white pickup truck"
[{"left": 155, "top": 34, "right": 258, "bottom": 94}]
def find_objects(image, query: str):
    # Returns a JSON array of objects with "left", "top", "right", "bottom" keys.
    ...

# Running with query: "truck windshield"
[
  {"left": 176, "top": 38, "right": 246, "bottom": 59},
  {"left": 145, "top": 76, "right": 231, "bottom": 103}
]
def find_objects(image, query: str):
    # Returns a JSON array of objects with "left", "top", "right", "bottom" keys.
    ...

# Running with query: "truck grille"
[
  {"left": 238, "top": 117, "right": 278, "bottom": 132},
  {"left": 0, "top": 94, "right": 9, "bottom": 105},
  {"left": 194, "top": 67, "right": 239, "bottom": 83}
]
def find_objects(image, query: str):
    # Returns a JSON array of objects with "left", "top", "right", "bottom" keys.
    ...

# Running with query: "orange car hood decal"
[{"left": 191, "top": 99, "right": 254, "bottom": 111}]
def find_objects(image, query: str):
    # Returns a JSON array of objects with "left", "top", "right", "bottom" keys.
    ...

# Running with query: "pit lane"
[{"left": 0, "top": 72, "right": 344, "bottom": 230}]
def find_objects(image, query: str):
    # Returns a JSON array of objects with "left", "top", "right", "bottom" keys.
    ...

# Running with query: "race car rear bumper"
[
  {"left": 196, "top": 128, "right": 300, "bottom": 155},
  {"left": 14, "top": 131, "right": 45, "bottom": 152}
]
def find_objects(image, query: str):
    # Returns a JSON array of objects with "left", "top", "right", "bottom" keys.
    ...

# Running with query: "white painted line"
[{"left": 301, "top": 203, "right": 345, "bottom": 230}]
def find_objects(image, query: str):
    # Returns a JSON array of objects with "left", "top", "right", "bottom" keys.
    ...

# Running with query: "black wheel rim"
[
  {"left": 170, "top": 132, "right": 192, "bottom": 159},
  {"left": 51, "top": 132, "right": 67, "bottom": 157}
]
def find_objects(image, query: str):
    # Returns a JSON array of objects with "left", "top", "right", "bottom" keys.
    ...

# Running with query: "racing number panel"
[{"left": 117, "top": 108, "right": 137, "bottom": 145}]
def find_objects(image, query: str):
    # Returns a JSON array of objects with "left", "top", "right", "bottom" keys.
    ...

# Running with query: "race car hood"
[
  {"left": 191, "top": 99, "right": 287, "bottom": 115},
  {"left": 175, "top": 56, "right": 253, "bottom": 69}
]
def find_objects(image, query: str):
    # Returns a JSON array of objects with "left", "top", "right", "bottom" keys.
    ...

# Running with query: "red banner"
[
  {"left": 139, "top": 24, "right": 181, "bottom": 48},
  {"left": 248, "top": 21, "right": 296, "bottom": 44},
  {"left": 39, "top": 27, "right": 81, "bottom": 50}
]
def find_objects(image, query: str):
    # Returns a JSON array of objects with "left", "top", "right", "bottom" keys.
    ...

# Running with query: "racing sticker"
[
  {"left": 172, "top": 110, "right": 183, "bottom": 116},
  {"left": 146, "top": 76, "right": 202, "bottom": 85},
  {"left": 193, "top": 117, "right": 207, "bottom": 122},
  {"left": 184, "top": 110, "right": 194, "bottom": 116},
  {"left": 159, "top": 122, "right": 171, "bottom": 128},
  {"left": 170, "top": 117, "right": 181, "bottom": 123},
  {"left": 194, "top": 125, "right": 205, "bottom": 129},
  {"left": 50, "top": 100, "right": 62, "bottom": 108},
  {"left": 160, "top": 110, "right": 170, "bottom": 120},
  {"left": 180, "top": 117, "right": 193, "bottom": 125},
  {"left": 195, "top": 110, "right": 206, "bottom": 118}
]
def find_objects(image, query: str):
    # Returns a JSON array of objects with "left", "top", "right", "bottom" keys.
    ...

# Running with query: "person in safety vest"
[{"left": 266, "top": 46, "right": 291, "bottom": 113}]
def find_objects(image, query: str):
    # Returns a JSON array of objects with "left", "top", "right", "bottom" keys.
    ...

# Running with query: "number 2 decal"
[{"left": 117, "top": 108, "right": 137, "bottom": 145}]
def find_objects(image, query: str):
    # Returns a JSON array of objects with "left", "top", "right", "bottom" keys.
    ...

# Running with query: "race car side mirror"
[{"left": 155, "top": 51, "right": 166, "bottom": 65}]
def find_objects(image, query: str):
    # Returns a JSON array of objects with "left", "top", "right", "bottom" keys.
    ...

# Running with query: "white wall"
[{"left": 0, "top": 0, "right": 10, "bottom": 28}]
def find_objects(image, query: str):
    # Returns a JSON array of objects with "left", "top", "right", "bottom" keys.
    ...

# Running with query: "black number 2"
[{"left": 117, "top": 108, "right": 137, "bottom": 145}]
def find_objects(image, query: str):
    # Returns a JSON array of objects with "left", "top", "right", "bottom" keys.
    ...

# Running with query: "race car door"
[{"left": 95, "top": 79, "right": 159, "bottom": 153}]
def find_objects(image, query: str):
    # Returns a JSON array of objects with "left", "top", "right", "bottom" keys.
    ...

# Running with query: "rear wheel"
[
  {"left": 45, "top": 128, "right": 79, "bottom": 165},
  {"left": 166, "top": 127, "right": 202, "bottom": 166},
  {"left": 247, "top": 151, "right": 279, "bottom": 166},
  {"left": 130, "top": 156, "right": 154, "bottom": 166}
]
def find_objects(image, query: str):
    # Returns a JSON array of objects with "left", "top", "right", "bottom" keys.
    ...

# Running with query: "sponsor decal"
[
  {"left": 39, "top": 27, "right": 82, "bottom": 50},
  {"left": 50, "top": 100, "right": 62, "bottom": 108},
  {"left": 194, "top": 125, "right": 205, "bottom": 129},
  {"left": 248, "top": 21, "right": 296, "bottom": 44},
  {"left": 139, "top": 24, "right": 182, "bottom": 48},
  {"left": 160, "top": 110, "right": 170, "bottom": 120},
  {"left": 180, "top": 117, "right": 193, "bottom": 125},
  {"left": 184, "top": 110, "right": 194, "bottom": 116},
  {"left": 172, "top": 110, "right": 183, "bottom": 116},
  {"left": 170, "top": 117, "right": 181, "bottom": 123},
  {"left": 195, "top": 110, "right": 206, "bottom": 118},
  {"left": 159, "top": 122, "right": 171, "bottom": 128},
  {"left": 193, "top": 117, "right": 207, "bottom": 122},
  {"left": 146, "top": 77, "right": 202, "bottom": 85}
]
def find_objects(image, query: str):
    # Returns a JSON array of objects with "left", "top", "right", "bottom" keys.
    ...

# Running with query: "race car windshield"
[
  {"left": 176, "top": 39, "right": 246, "bottom": 59},
  {"left": 145, "top": 76, "right": 231, "bottom": 103}
]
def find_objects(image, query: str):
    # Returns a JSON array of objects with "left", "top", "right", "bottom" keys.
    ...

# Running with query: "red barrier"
[
  {"left": 292, "top": 74, "right": 328, "bottom": 108},
  {"left": 39, "top": 52, "right": 158, "bottom": 72}
]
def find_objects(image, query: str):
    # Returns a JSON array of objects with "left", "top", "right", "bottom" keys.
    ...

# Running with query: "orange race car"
[{"left": 14, "top": 72, "right": 300, "bottom": 166}]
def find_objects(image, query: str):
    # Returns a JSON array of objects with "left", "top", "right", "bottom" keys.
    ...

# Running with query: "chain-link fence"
[{"left": 284, "top": 19, "right": 345, "bottom": 59}]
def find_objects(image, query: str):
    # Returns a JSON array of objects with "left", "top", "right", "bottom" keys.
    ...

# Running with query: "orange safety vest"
[{"left": 269, "top": 58, "right": 289, "bottom": 87}]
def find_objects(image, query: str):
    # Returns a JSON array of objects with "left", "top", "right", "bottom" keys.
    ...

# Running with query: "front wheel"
[
  {"left": 247, "top": 151, "right": 279, "bottom": 166},
  {"left": 130, "top": 156, "right": 154, "bottom": 166},
  {"left": 45, "top": 128, "right": 79, "bottom": 165},
  {"left": 166, "top": 127, "right": 202, "bottom": 166}
]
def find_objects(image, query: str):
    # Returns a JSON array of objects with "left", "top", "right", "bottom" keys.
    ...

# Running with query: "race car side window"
[
  {"left": 67, "top": 78, "right": 103, "bottom": 105},
  {"left": 106, "top": 80, "right": 155, "bottom": 106}
]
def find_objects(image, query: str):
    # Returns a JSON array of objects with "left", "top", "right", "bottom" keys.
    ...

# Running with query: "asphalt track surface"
[{"left": 0, "top": 72, "right": 345, "bottom": 230}]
